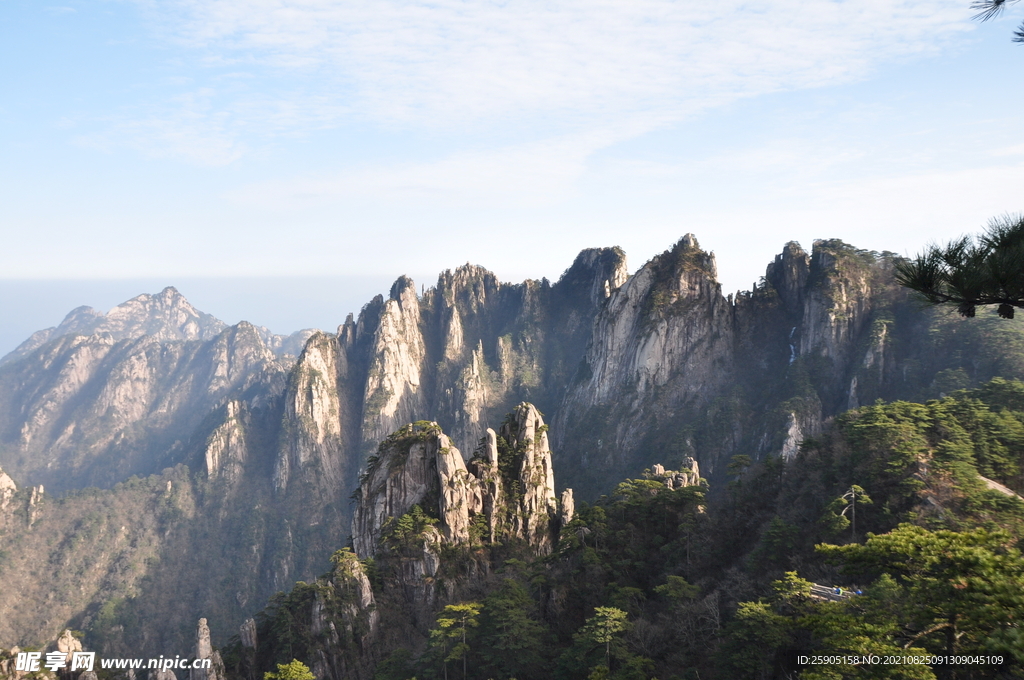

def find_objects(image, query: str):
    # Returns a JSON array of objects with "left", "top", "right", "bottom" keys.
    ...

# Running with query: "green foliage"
[
  {"left": 558, "top": 607, "right": 632, "bottom": 679},
  {"left": 818, "top": 525, "right": 1024, "bottom": 662},
  {"left": 638, "top": 235, "right": 718, "bottom": 327},
  {"left": 716, "top": 600, "right": 792, "bottom": 679},
  {"left": 653, "top": 575, "right": 698, "bottom": 602},
  {"left": 264, "top": 660, "right": 315, "bottom": 680},
  {"left": 381, "top": 505, "right": 439, "bottom": 549},
  {"left": 373, "top": 649, "right": 415, "bottom": 680},
  {"left": 895, "top": 214, "right": 1024, "bottom": 319},
  {"left": 475, "top": 579, "right": 549, "bottom": 680},
  {"left": 427, "top": 603, "right": 482, "bottom": 680},
  {"left": 364, "top": 421, "right": 445, "bottom": 483}
]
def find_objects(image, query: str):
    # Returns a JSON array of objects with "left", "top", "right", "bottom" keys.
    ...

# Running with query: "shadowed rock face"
[{"left": 552, "top": 235, "right": 917, "bottom": 494}]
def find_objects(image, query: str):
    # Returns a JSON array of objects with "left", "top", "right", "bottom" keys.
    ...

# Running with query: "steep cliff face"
[
  {"left": 554, "top": 236, "right": 933, "bottom": 493},
  {"left": 360, "top": 278, "right": 428, "bottom": 449},
  {"left": 798, "top": 242, "right": 879, "bottom": 381},
  {"left": 204, "top": 400, "right": 249, "bottom": 483},
  {"left": 353, "top": 249, "right": 628, "bottom": 460},
  {"left": 275, "top": 332, "right": 351, "bottom": 494},
  {"left": 571, "top": 236, "right": 727, "bottom": 409},
  {"left": 555, "top": 235, "right": 736, "bottom": 486},
  {"left": 353, "top": 404, "right": 566, "bottom": 563}
]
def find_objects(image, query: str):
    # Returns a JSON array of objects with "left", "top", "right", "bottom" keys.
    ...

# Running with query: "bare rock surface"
[{"left": 353, "top": 404, "right": 567, "bottom": 560}]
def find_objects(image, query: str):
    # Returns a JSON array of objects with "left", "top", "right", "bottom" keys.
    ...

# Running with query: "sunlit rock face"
[{"left": 352, "top": 404, "right": 565, "bottom": 561}]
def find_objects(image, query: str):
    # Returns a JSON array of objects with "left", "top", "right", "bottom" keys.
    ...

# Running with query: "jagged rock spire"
[{"left": 351, "top": 404, "right": 570, "bottom": 559}]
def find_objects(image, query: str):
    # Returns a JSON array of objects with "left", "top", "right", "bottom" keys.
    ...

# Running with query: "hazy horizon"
[{"left": 0, "top": 228, "right": 917, "bottom": 359}]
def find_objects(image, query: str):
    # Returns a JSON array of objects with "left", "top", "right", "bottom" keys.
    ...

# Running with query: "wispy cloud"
[
  {"left": 993, "top": 142, "right": 1024, "bottom": 157},
  {"left": 114, "top": 1, "right": 971, "bottom": 157},
  {"left": 226, "top": 131, "right": 607, "bottom": 207}
]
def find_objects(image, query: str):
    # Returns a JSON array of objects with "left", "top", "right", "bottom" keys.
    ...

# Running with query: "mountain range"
[{"left": 1, "top": 233, "right": 1022, "bottom": 658}]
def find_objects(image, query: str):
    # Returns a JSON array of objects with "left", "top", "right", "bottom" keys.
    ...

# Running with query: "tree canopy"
[
  {"left": 895, "top": 214, "right": 1024, "bottom": 319},
  {"left": 263, "top": 660, "right": 315, "bottom": 680}
]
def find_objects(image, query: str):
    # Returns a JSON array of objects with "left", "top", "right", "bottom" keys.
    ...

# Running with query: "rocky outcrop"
[
  {"left": 555, "top": 235, "right": 735, "bottom": 483},
  {"left": 564, "top": 234, "right": 730, "bottom": 412},
  {"left": 650, "top": 459, "right": 701, "bottom": 489},
  {"left": 353, "top": 404, "right": 567, "bottom": 560},
  {"left": 0, "top": 468, "right": 15, "bottom": 511},
  {"left": 0, "top": 630, "right": 88, "bottom": 680},
  {"left": 559, "top": 488, "right": 575, "bottom": 526},
  {"left": 779, "top": 414, "right": 804, "bottom": 462},
  {"left": 204, "top": 401, "right": 248, "bottom": 482},
  {"left": 352, "top": 422, "right": 473, "bottom": 558},
  {"left": 798, "top": 242, "right": 877, "bottom": 375},
  {"left": 239, "top": 619, "right": 257, "bottom": 650},
  {"left": 765, "top": 242, "right": 810, "bottom": 316},
  {"left": 190, "top": 618, "right": 224, "bottom": 680},
  {"left": 500, "top": 403, "right": 558, "bottom": 549}
]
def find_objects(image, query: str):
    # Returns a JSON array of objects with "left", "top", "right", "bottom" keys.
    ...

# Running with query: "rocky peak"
[
  {"left": 352, "top": 405, "right": 569, "bottom": 559},
  {"left": 190, "top": 618, "right": 224, "bottom": 680},
  {"left": 498, "top": 403, "right": 559, "bottom": 549},
  {"left": 557, "top": 232, "right": 733, "bottom": 422},
  {"left": 765, "top": 241, "right": 810, "bottom": 314},
  {"left": 389, "top": 276, "right": 418, "bottom": 310},
  {"left": 55, "top": 629, "right": 82, "bottom": 659},
  {"left": 800, "top": 240, "right": 876, "bottom": 367},
  {"left": 56, "top": 306, "right": 107, "bottom": 335},
  {"left": 93, "top": 287, "right": 227, "bottom": 343},
  {"left": 204, "top": 401, "right": 248, "bottom": 482},
  {"left": 361, "top": 278, "right": 427, "bottom": 448},
  {"left": 553, "top": 247, "right": 629, "bottom": 307},
  {"left": 1, "top": 287, "right": 226, "bottom": 367},
  {"left": 274, "top": 332, "right": 347, "bottom": 493},
  {"left": 351, "top": 422, "right": 473, "bottom": 557},
  {"left": 434, "top": 265, "right": 502, "bottom": 313},
  {"left": 673, "top": 233, "right": 718, "bottom": 291}
]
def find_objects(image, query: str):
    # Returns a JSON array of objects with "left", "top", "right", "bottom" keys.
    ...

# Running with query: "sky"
[{"left": 1, "top": 0, "right": 1023, "bottom": 355}]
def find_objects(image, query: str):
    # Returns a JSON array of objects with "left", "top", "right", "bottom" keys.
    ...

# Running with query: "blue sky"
[{"left": 1, "top": 0, "right": 1023, "bottom": 349}]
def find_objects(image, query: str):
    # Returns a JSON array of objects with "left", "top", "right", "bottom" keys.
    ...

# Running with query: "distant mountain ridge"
[{"left": 0, "top": 286, "right": 314, "bottom": 368}]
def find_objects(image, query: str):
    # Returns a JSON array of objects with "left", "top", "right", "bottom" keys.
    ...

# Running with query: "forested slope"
[{"left": 228, "top": 381, "right": 1024, "bottom": 680}]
